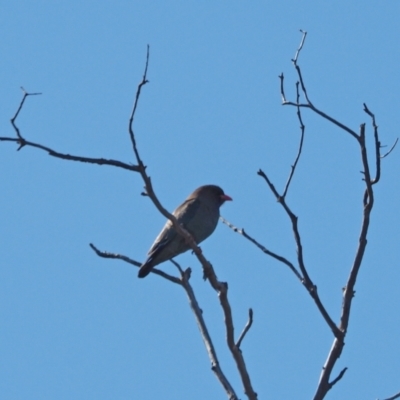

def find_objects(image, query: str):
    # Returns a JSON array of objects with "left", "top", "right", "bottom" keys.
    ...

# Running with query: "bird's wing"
[
  {"left": 173, "top": 197, "right": 202, "bottom": 225},
  {"left": 145, "top": 197, "right": 201, "bottom": 262}
]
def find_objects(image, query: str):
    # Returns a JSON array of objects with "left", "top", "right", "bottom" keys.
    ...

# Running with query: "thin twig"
[
  {"left": 292, "top": 30, "right": 307, "bottom": 64},
  {"left": 282, "top": 101, "right": 360, "bottom": 140},
  {"left": 282, "top": 80, "right": 305, "bottom": 198},
  {"left": 128, "top": 44, "right": 150, "bottom": 168},
  {"left": 257, "top": 169, "right": 311, "bottom": 283},
  {"left": 292, "top": 31, "right": 312, "bottom": 105},
  {"left": 220, "top": 217, "right": 303, "bottom": 282},
  {"left": 279, "top": 73, "right": 287, "bottom": 103},
  {"left": 236, "top": 309, "right": 254, "bottom": 349},
  {"left": 281, "top": 32, "right": 360, "bottom": 141},
  {"left": 328, "top": 367, "right": 347, "bottom": 389},
  {"left": 10, "top": 87, "right": 42, "bottom": 143},
  {"left": 2, "top": 88, "right": 140, "bottom": 171},
  {"left": 89, "top": 243, "right": 181, "bottom": 284},
  {"left": 363, "top": 103, "right": 381, "bottom": 184},
  {"left": 381, "top": 138, "right": 398, "bottom": 158},
  {"left": 379, "top": 391, "right": 400, "bottom": 400}
]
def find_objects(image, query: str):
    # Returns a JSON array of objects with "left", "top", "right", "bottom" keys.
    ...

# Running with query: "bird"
[{"left": 138, "top": 185, "right": 232, "bottom": 278}]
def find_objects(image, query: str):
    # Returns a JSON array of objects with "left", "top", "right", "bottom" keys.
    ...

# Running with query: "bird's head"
[{"left": 192, "top": 185, "right": 232, "bottom": 207}]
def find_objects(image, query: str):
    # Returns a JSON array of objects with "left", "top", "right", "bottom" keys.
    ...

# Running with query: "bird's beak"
[{"left": 221, "top": 194, "right": 232, "bottom": 202}]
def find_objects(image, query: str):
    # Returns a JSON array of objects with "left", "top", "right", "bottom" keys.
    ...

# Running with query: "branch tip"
[
  {"left": 381, "top": 137, "right": 398, "bottom": 158},
  {"left": 328, "top": 367, "right": 348, "bottom": 389},
  {"left": 236, "top": 308, "right": 254, "bottom": 349}
]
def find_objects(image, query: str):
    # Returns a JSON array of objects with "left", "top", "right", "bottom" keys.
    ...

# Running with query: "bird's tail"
[{"left": 138, "top": 261, "right": 153, "bottom": 278}]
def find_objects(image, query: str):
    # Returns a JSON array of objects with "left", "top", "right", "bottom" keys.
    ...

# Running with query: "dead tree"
[{"left": 1, "top": 32, "right": 397, "bottom": 400}]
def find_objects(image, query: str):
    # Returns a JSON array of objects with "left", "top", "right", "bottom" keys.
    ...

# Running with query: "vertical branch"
[
  {"left": 292, "top": 29, "right": 307, "bottom": 64},
  {"left": 129, "top": 44, "right": 150, "bottom": 170},
  {"left": 127, "top": 46, "right": 257, "bottom": 400},
  {"left": 313, "top": 119, "right": 378, "bottom": 400},
  {"left": 205, "top": 269, "right": 258, "bottom": 400},
  {"left": 340, "top": 124, "right": 373, "bottom": 331},
  {"left": 278, "top": 33, "right": 393, "bottom": 399},
  {"left": 10, "top": 87, "right": 42, "bottom": 150},
  {"left": 292, "top": 30, "right": 312, "bottom": 105},
  {"left": 180, "top": 268, "right": 239, "bottom": 400},
  {"left": 363, "top": 103, "right": 381, "bottom": 184},
  {"left": 282, "top": 81, "right": 305, "bottom": 198}
]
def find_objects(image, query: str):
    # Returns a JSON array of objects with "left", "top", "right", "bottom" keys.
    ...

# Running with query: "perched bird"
[{"left": 138, "top": 185, "right": 232, "bottom": 278}]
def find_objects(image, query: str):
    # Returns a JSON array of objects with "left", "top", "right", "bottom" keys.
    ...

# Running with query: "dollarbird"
[{"left": 138, "top": 185, "right": 232, "bottom": 278}]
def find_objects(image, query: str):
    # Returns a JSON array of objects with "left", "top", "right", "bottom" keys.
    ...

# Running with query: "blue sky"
[{"left": 1, "top": 2, "right": 399, "bottom": 399}]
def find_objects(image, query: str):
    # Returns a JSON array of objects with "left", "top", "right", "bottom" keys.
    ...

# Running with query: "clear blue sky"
[{"left": 1, "top": 2, "right": 399, "bottom": 399}]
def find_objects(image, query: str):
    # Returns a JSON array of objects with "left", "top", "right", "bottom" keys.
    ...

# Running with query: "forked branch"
[
  {"left": 89, "top": 243, "right": 180, "bottom": 284},
  {"left": 1, "top": 88, "right": 140, "bottom": 172},
  {"left": 279, "top": 31, "right": 393, "bottom": 400},
  {"left": 180, "top": 267, "right": 239, "bottom": 400},
  {"left": 123, "top": 47, "right": 258, "bottom": 400},
  {"left": 228, "top": 31, "right": 394, "bottom": 399},
  {"left": 4, "top": 46, "right": 254, "bottom": 400},
  {"left": 89, "top": 243, "right": 238, "bottom": 398}
]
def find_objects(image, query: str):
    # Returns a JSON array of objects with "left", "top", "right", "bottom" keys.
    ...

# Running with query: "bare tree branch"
[
  {"left": 89, "top": 243, "right": 181, "bottom": 284},
  {"left": 378, "top": 391, "right": 400, "bottom": 400},
  {"left": 279, "top": 30, "right": 383, "bottom": 400},
  {"left": 363, "top": 103, "right": 382, "bottom": 184},
  {"left": 282, "top": 81, "right": 305, "bottom": 198},
  {"left": 5, "top": 33, "right": 392, "bottom": 400},
  {"left": 180, "top": 267, "right": 239, "bottom": 400},
  {"left": 0, "top": 136, "right": 140, "bottom": 172},
  {"left": 292, "top": 30, "right": 312, "bottom": 105},
  {"left": 257, "top": 168, "right": 340, "bottom": 339},
  {"left": 1, "top": 88, "right": 140, "bottom": 172},
  {"left": 236, "top": 309, "right": 254, "bottom": 349},
  {"left": 362, "top": 103, "right": 398, "bottom": 181},
  {"left": 279, "top": 73, "right": 286, "bottom": 103},
  {"left": 381, "top": 137, "right": 398, "bottom": 158},
  {"left": 312, "top": 124, "right": 377, "bottom": 399},
  {"left": 328, "top": 367, "right": 347, "bottom": 389},
  {"left": 125, "top": 47, "right": 258, "bottom": 400},
  {"left": 282, "top": 98, "right": 360, "bottom": 140},
  {"left": 277, "top": 31, "right": 392, "bottom": 400},
  {"left": 4, "top": 46, "right": 256, "bottom": 400},
  {"left": 128, "top": 44, "right": 150, "bottom": 167},
  {"left": 220, "top": 217, "right": 303, "bottom": 282},
  {"left": 292, "top": 30, "right": 307, "bottom": 64},
  {"left": 281, "top": 32, "right": 360, "bottom": 141},
  {"left": 10, "top": 87, "right": 42, "bottom": 144},
  {"left": 89, "top": 242, "right": 238, "bottom": 399}
]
